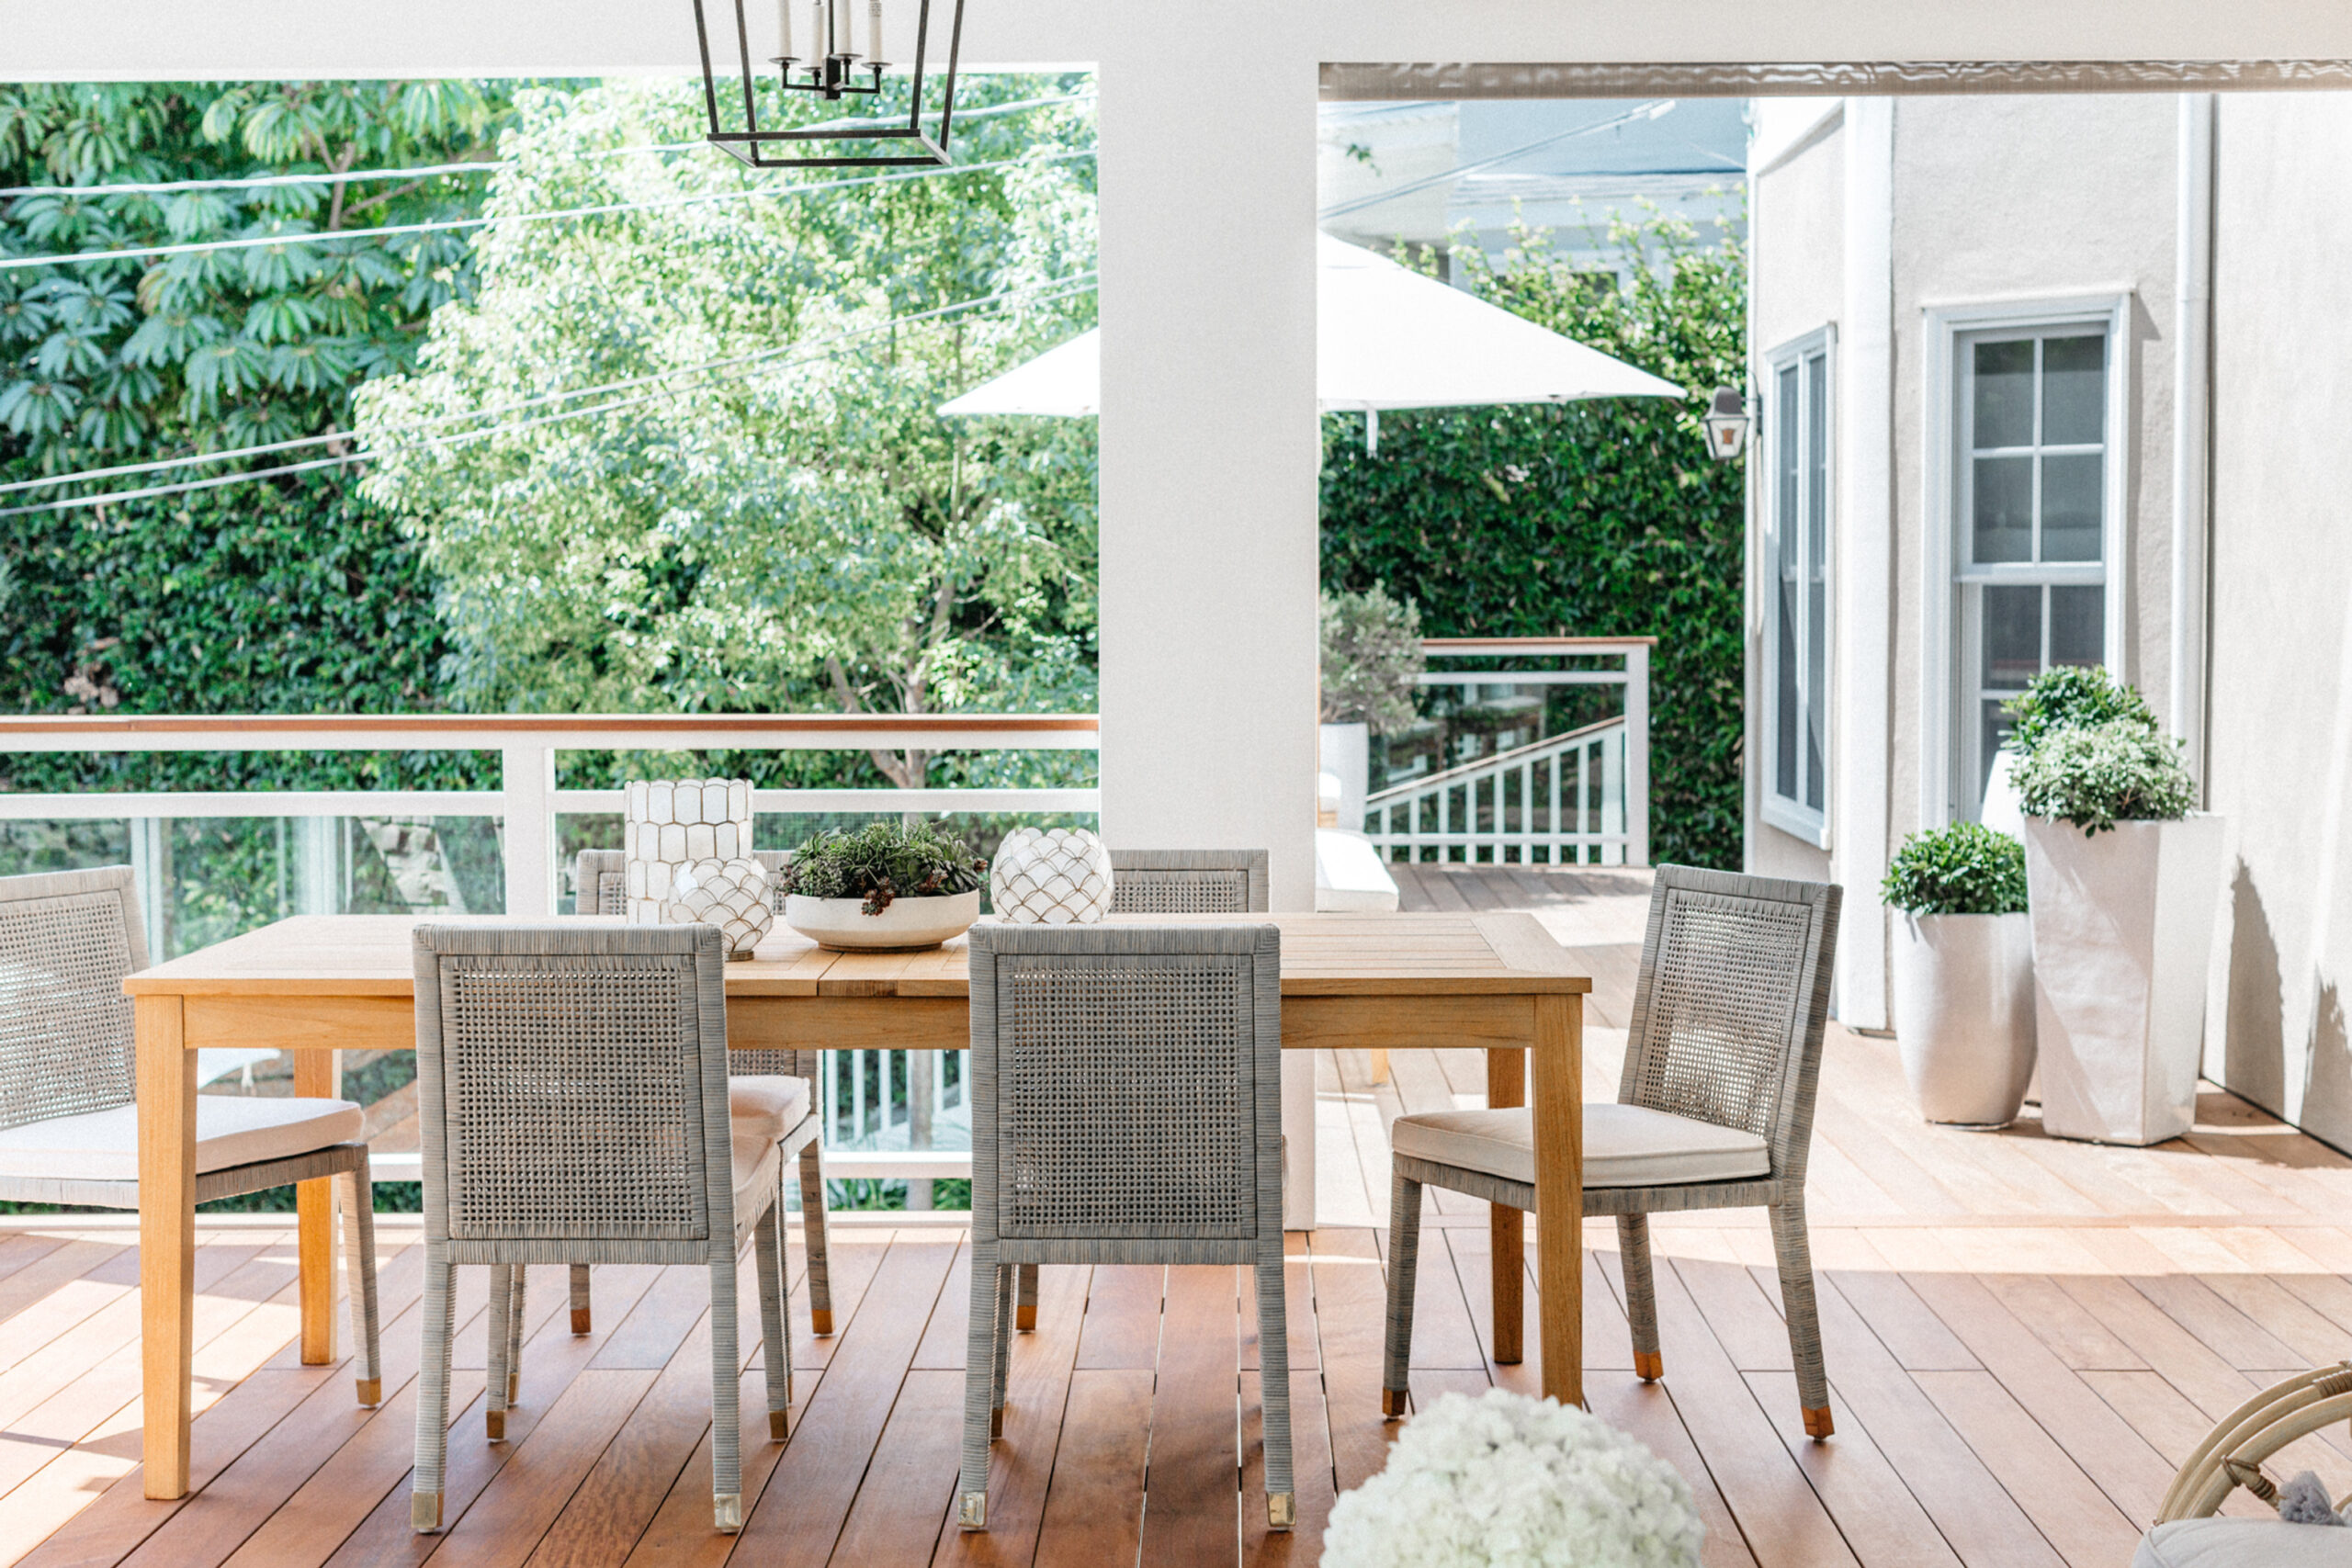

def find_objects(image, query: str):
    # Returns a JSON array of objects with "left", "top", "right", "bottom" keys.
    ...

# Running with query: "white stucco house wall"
[{"left": 1747, "top": 89, "right": 2352, "bottom": 1154}]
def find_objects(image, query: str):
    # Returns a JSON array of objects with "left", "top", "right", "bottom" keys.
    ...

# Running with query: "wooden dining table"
[{"left": 123, "top": 909, "right": 1589, "bottom": 1500}]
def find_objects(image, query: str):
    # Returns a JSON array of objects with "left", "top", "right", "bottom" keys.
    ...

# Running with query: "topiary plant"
[
  {"left": 781, "top": 820, "right": 986, "bottom": 916},
  {"left": 1320, "top": 584, "right": 1425, "bottom": 737},
  {"left": 1882, "top": 823, "right": 2029, "bottom": 916},
  {"left": 2001, "top": 665, "right": 2159, "bottom": 755},
  {"left": 2011, "top": 718, "right": 2198, "bottom": 836}
]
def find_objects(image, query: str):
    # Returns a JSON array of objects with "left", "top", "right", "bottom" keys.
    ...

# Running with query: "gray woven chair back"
[
  {"left": 0, "top": 866, "right": 147, "bottom": 1134},
  {"left": 967, "top": 922, "right": 1281, "bottom": 1256},
  {"left": 576, "top": 849, "right": 788, "bottom": 918},
  {"left": 412, "top": 922, "right": 734, "bottom": 1258},
  {"left": 1619, "top": 865, "right": 1840, "bottom": 1182},
  {"left": 1107, "top": 850, "right": 1269, "bottom": 916}
]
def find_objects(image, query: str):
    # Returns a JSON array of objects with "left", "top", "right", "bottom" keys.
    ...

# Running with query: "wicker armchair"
[
  {"left": 409, "top": 922, "right": 791, "bottom": 1534},
  {"left": 959, "top": 921, "right": 1295, "bottom": 1532},
  {"left": 571, "top": 849, "right": 832, "bottom": 1336},
  {"left": 1106, "top": 848, "right": 1270, "bottom": 915},
  {"left": 1382, "top": 865, "right": 1842, "bottom": 1437},
  {"left": 0, "top": 866, "right": 383, "bottom": 1405}
]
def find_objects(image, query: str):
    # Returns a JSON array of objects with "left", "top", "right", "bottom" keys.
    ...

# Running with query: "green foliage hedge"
[
  {"left": 1882, "top": 822, "right": 2028, "bottom": 916},
  {"left": 1318, "top": 215, "right": 1746, "bottom": 869}
]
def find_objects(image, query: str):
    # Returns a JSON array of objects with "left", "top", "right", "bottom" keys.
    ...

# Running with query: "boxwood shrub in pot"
[
  {"left": 1883, "top": 823, "right": 2036, "bottom": 1128},
  {"left": 2006, "top": 671, "right": 2224, "bottom": 1146}
]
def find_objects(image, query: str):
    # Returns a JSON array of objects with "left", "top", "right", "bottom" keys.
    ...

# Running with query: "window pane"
[
  {"left": 1983, "top": 584, "right": 2042, "bottom": 692},
  {"left": 1980, "top": 699, "right": 2014, "bottom": 806},
  {"left": 1973, "top": 339, "right": 2035, "bottom": 448},
  {"left": 1776, "top": 576, "right": 1801, "bottom": 799},
  {"left": 1806, "top": 354, "right": 1828, "bottom": 565},
  {"left": 2041, "top": 334, "right": 2106, "bottom": 446},
  {"left": 2041, "top": 452, "right": 2102, "bottom": 562},
  {"left": 1805, "top": 570, "right": 1827, "bottom": 812},
  {"left": 1804, "top": 355, "right": 1829, "bottom": 813},
  {"left": 1973, "top": 456, "right": 2033, "bottom": 563},
  {"left": 1777, "top": 364, "right": 1799, "bottom": 574},
  {"left": 2049, "top": 585, "right": 2104, "bottom": 666}
]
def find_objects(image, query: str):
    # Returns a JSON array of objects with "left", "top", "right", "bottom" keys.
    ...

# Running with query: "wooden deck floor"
[{"left": 8, "top": 862, "right": 2352, "bottom": 1567}]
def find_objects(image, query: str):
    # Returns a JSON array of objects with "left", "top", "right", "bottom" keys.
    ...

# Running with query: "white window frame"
[
  {"left": 1759, "top": 326, "right": 1835, "bottom": 848},
  {"left": 1920, "top": 292, "right": 2132, "bottom": 825}
]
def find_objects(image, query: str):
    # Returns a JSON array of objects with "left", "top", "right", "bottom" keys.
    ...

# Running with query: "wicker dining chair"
[
  {"left": 409, "top": 922, "right": 790, "bottom": 1534},
  {"left": 0, "top": 866, "right": 384, "bottom": 1404},
  {"left": 992, "top": 848, "right": 1276, "bottom": 1336},
  {"left": 1381, "top": 865, "right": 1843, "bottom": 1437},
  {"left": 959, "top": 921, "right": 1295, "bottom": 1532},
  {"left": 571, "top": 849, "right": 832, "bottom": 1336}
]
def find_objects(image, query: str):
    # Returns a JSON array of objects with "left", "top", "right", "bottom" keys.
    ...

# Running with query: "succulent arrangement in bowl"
[{"left": 780, "top": 820, "right": 988, "bottom": 951}]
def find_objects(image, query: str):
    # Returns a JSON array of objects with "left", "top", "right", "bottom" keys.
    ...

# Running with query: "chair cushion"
[
  {"left": 0, "top": 1096, "right": 364, "bottom": 1183},
  {"left": 730, "top": 1131, "right": 784, "bottom": 1222},
  {"left": 1390, "top": 1102, "right": 1771, "bottom": 1190},
  {"left": 728, "top": 1076, "right": 811, "bottom": 1142},
  {"left": 2133, "top": 1519, "right": 2352, "bottom": 1567}
]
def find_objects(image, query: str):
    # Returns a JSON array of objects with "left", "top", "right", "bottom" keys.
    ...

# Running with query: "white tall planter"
[
  {"left": 1891, "top": 912, "right": 2036, "bottom": 1127},
  {"left": 1319, "top": 722, "right": 1369, "bottom": 833},
  {"left": 2023, "top": 815, "right": 2226, "bottom": 1145}
]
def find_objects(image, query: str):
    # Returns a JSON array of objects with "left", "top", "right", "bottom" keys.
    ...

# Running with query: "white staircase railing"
[{"left": 1365, "top": 716, "right": 1635, "bottom": 865}]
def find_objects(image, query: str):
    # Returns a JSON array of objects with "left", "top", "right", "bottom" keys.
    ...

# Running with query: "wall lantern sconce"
[
  {"left": 1702, "top": 387, "right": 1750, "bottom": 462},
  {"left": 691, "top": 0, "right": 967, "bottom": 168}
]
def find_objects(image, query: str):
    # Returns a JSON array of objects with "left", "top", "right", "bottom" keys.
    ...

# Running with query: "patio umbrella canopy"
[{"left": 939, "top": 233, "right": 1684, "bottom": 422}]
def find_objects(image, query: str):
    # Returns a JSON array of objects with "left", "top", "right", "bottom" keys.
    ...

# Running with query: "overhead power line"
[
  {"left": 0, "top": 273, "right": 1099, "bottom": 518},
  {"left": 1317, "top": 99, "right": 1678, "bottom": 221},
  {"left": 0, "top": 148, "right": 1095, "bottom": 274}
]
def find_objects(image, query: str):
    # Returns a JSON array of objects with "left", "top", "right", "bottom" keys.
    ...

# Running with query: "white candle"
[
  {"left": 776, "top": 0, "right": 791, "bottom": 57},
  {"left": 810, "top": 0, "right": 825, "bottom": 57},
  {"left": 834, "top": 0, "right": 850, "bottom": 55},
  {"left": 868, "top": 0, "right": 883, "bottom": 61}
]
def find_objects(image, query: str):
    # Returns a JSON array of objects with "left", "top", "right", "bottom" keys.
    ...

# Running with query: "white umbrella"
[{"left": 940, "top": 233, "right": 1684, "bottom": 441}]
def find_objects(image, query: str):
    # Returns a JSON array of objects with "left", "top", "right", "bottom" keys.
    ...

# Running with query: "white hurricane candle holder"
[
  {"left": 662, "top": 856, "right": 776, "bottom": 959},
  {"left": 989, "top": 827, "right": 1114, "bottom": 924},
  {"left": 624, "top": 778, "right": 753, "bottom": 925}
]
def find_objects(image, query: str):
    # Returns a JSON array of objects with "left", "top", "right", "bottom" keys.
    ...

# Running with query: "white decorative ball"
[
  {"left": 989, "top": 828, "right": 1114, "bottom": 924},
  {"left": 1322, "top": 1390, "right": 1703, "bottom": 1568},
  {"left": 661, "top": 856, "right": 775, "bottom": 960}
]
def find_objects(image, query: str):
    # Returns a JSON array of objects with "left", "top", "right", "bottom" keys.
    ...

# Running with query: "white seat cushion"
[
  {"left": 730, "top": 1131, "right": 784, "bottom": 1221},
  {"left": 1390, "top": 1102, "right": 1770, "bottom": 1190},
  {"left": 0, "top": 1096, "right": 364, "bottom": 1184},
  {"left": 728, "top": 1076, "right": 811, "bottom": 1142},
  {"left": 2134, "top": 1519, "right": 2352, "bottom": 1567}
]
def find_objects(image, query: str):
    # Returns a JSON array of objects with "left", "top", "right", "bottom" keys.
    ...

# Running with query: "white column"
[
  {"left": 1834, "top": 97, "right": 1894, "bottom": 1030},
  {"left": 1096, "top": 7, "right": 1320, "bottom": 1222},
  {"left": 2170, "top": 93, "right": 2214, "bottom": 792}
]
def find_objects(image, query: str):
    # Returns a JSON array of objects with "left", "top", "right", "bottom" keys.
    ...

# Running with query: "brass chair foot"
[
  {"left": 810, "top": 1309, "right": 833, "bottom": 1336},
  {"left": 571, "top": 1308, "right": 592, "bottom": 1335},
  {"left": 989, "top": 1406, "right": 1004, "bottom": 1439},
  {"left": 958, "top": 1491, "right": 987, "bottom": 1530},
  {"left": 1802, "top": 1405, "right": 1834, "bottom": 1440},
  {"left": 356, "top": 1378, "right": 381, "bottom": 1407},
  {"left": 486, "top": 1410, "right": 505, "bottom": 1441},
  {"left": 411, "top": 1490, "right": 443, "bottom": 1532},
  {"left": 714, "top": 1493, "right": 742, "bottom": 1533},
  {"left": 1381, "top": 1387, "right": 1408, "bottom": 1420},
  {"left": 1634, "top": 1352, "right": 1664, "bottom": 1382},
  {"left": 507, "top": 1373, "right": 520, "bottom": 1404},
  {"left": 770, "top": 1410, "right": 789, "bottom": 1440},
  {"left": 1015, "top": 1303, "right": 1037, "bottom": 1332},
  {"left": 1268, "top": 1492, "right": 1295, "bottom": 1531}
]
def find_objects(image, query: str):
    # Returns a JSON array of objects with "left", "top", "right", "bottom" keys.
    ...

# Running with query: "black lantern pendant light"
[{"left": 691, "top": 0, "right": 967, "bottom": 168}]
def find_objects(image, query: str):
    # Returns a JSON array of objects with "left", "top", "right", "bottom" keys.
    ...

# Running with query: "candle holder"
[{"left": 689, "top": 0, "right": 967, "bottom": 169}]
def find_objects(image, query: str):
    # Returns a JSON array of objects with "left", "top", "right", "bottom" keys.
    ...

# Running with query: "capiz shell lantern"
[
  {"left": 662, "top": 856, "right": 775, "bottom": 960},
  {"left": 624, "top": 778, "right": 752, "bottom": 925},
  {"left": 990, "top": 828, "right": 1114, "bottom": 924}
]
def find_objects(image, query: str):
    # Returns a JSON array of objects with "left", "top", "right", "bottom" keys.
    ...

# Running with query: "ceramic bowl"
[{"left": 783, "top": 889, "right": 980, "bottom": 952}]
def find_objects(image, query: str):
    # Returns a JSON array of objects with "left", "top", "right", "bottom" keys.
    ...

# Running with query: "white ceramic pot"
[
  {"left": 1891, "top": 911, "right": 2036, "bottom": 1127},
  {"left": 1319, "top": 721, "right": 1370, "bottom": 833},
  {"left": 2023, "top": 814, "right": 2226, "bottom": 1145},
  {"left": 784, "top": 889, "right": 980, "bottom": 952}
]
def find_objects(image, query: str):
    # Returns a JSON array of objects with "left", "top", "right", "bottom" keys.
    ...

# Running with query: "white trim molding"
[
  {"left": 1920, "top": 290, "right": 2135, "bottom": 828},
  {"left": 1758, "top": 324, "right": 1838, "bottom": 851}
]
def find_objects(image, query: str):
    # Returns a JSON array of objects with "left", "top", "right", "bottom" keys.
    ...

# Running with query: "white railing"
[
  {"left": 1366, "top": 637, "right": 1650, "bottom": 866},
  {"left": 0, "top": 712, "right": 1099, "bottom": 1195}
]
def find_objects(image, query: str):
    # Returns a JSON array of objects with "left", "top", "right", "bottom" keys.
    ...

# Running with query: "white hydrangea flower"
[{"left": 1323, "top": 1390, "right": 1704, "bottom": 1568}]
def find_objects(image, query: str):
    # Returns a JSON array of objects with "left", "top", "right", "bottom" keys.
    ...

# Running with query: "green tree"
[
  {"left": 0, "top": 80, "right": 534, "bottom": 794},
  {"left": 356, "top": 78, "right": 1100, "bottom": 789},
  {"left": 1317, "top": 209, "right": 1747, "bottom": 868}
]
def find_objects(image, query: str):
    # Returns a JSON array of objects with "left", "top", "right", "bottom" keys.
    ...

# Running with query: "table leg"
[
  {"left": 293, "top": 1049, "right": 341, "bottom": 1365},
  {"left": 136, "top": 996, "right": 197, "bottom": 1500},
  {"left": 1485, "top": 1045, "right": 1525, "bottom": 1366},
  {"left": 1530, "top": 993, "right": 1584, "bottom": 1407}
]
